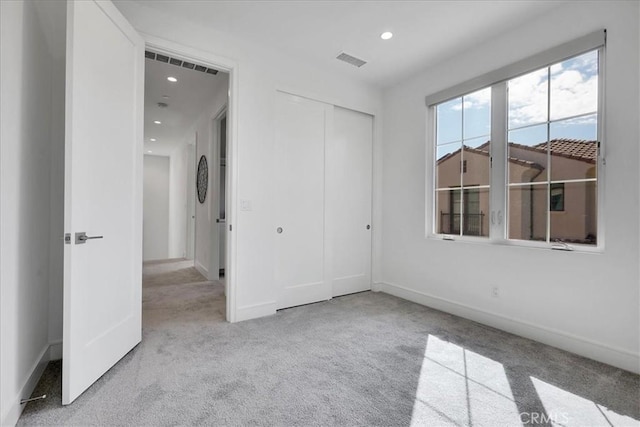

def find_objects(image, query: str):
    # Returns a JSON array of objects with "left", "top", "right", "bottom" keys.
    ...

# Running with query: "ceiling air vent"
[
  {"left": 336, "top": 52, "right": 367, "bottom": 68},
  {"left": 145, "top": 50, "right": 219, "bottom": 76}
]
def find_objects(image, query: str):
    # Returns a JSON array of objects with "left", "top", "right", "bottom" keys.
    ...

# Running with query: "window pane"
[
  {"left": 550, "top": 181, "right": 597, "bottom": 245},
  {"left": 462, "top": 187, "right": 489, "bottom": 237},
  {"left": 436, "top": 142, "right": 462, "bottom": 190},
  {"left": 549, "top": 115, "right": 597, "bottom": 181},
  {"left": 463, "top": 87, "right": 491, "bottom": 140},
  {"left": 508, "top": 68, "right": 548, "bottom": 129},
  {"left": 550, "top": 50, "right": 598, "bottom": 121},
  {"left": 436, "top": 189, "right": 461, "bottom": 235},
  {"left": 508, "top": 184, "right": 547, "bottom": 242},
  {"left": 508, "top": 124, "right": 548, "bottom": 147},
  {"left": 508, "top": 124, "right": 548, "bottom": 184},
  {"left": 437, "top": 98, "right": 462, "bottom": 145},
  {"left": 462, "top": 137, "right": 490, "bottom": 187}
]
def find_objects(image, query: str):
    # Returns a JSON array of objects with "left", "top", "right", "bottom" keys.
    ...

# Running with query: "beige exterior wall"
[
  {"left": 436, "top": 148, "right": 490, "bottom": 236},
  {"left": 438, "top": 144, "right": 597, "bottom": 243}
]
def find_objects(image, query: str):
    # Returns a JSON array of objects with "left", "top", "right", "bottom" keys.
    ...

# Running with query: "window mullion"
[
  {"left": 460, "top": 96, "right": 465, "bottom": 236},
  {"left": 490, "top": 82, "right": 507, "bottom": 242},
  {"left": 546, "top": 66, "right": 552, "bottom": 244}
]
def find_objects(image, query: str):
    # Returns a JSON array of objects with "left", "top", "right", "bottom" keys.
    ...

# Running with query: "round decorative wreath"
[{"left": 197, "top": 155, "right": 208, "bottom": 204}]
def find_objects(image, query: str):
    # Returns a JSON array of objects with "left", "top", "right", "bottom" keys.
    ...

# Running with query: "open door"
[{"left": 62, "top": 0, "right": 144, "bottom": 404}]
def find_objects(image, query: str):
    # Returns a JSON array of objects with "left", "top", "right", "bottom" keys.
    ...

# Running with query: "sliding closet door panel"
[
  {"left": 274, "top": 93, "right": 329, "bottom": 309},
  {"left": 328, "top": 107, "right": 373, "bottom": 297}
]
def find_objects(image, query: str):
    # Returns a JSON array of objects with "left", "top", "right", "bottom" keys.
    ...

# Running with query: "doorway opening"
[{"left": 142, "top": 49, "right": 230, "bottom": 320}]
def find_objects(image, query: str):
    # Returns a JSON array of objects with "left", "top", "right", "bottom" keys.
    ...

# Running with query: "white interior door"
[
  {"left": 274, "top": 93, "right": 330, "bottom": 309},
  {"left": 63, "top": 0, "right": 144, "bottom": 405},
  {"left": 327, "top": 107, "right": 373, "bottom": 297}
]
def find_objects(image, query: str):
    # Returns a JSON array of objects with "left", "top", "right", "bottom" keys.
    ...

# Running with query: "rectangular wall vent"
[
  {"left": 145, "top": 50, "right": 219, "bottom": 75},
  {"left": 336, "top": 52, "right": 367, "bottom": 68}
]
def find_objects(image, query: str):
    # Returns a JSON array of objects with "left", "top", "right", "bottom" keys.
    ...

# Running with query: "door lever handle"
[{"left": 75, "top": 232, "right": 103, "bottom": 244}]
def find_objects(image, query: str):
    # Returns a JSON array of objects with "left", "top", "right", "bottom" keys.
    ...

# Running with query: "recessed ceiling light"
[
  {"left": 150, "top": 138, "right": 156, "bottom": 142},
  {"left": 167, "top": 77, "right": 177, "bottom": 82},
  {"left": 154, "top": 120, "right": 161, "bottom": 124},
  {"left": 381, "top": 32, "right": 393, "bottom": 40},
  {"left": 162, "top": 95, "right": 170, "bottom": 99},
  {"left": 147, "top": 150, "right": 152, "bottom": 153}
]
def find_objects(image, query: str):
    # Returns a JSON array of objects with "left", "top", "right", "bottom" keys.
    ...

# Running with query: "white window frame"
[{"left": 425, "top": 30, "right": 606, "bottom": 253}]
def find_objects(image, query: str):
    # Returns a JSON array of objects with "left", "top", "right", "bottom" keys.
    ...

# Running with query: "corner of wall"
[
  {"left": 235, "top": 301, "right": 277, "bottom": 322},
  {"left": 1, "top": 344, "right": 50, "bottom": 427},
  {"left": 194, "top": 260, "right": 209, "bottom": 278}
]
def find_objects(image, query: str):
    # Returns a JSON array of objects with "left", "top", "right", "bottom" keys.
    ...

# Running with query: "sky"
[{"left": 436, "top": 49, "right": 598, "bottom": 159}]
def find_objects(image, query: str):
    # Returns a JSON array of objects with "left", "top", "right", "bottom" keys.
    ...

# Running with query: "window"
[
  {"left": 427, "top": 31, "right": 604, "bottom": 249},
  {"left": 507, "top": 50, "right": 598, "bottom": 244},
  {"left": 550, "top": 184, "right": 565, "bottom": 212}
]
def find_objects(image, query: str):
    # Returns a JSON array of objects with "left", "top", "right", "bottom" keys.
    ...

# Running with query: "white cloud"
[
  {"left": 508, "top": 59, "right": 597, "bottom": 128},
  {"left": 550, "top": 63, "right": 563, "bottom": 75},
  {"left": 451, "top": 87, "right": 491, "bottom": 111},
  {"left": 508, "top": 68, "right": 548, "bottom": 126},
  {"left": 550, "top": 72, "right": 597, "bottom": 120}
]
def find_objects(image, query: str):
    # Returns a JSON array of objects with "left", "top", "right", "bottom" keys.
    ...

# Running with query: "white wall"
[
  {"left": 168, "top": 143, "right": 188, "bottom": 259},
  {"left": 114, "top": 2, "right": 383, "bottom": 321},
  {"left": 192, "top": 74, "right": 229, "bottom": 277},
  {"left": 38, "top": 0, "right": 66, "bottom": 365},
  {"left": 143, "top": 155, "right": 170, "bottom": 261},
  {"left": 46, "top": 55, "right": 66, "bottom": 362},
  {"left": 380, "top": 1, "right": 639, "bottom": 373},
  {"left": 0, "top": 1, "right": 60, "bottom": 424}
]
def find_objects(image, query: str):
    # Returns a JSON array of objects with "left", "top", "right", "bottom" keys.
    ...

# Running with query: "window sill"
[{"left": 427, "top": 233, "right": 603, "bottom": 254}]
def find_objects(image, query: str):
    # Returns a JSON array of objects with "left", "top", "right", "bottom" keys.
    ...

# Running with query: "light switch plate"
[{"left": 240, "top": 199, "right": 252, "bottom": 211}]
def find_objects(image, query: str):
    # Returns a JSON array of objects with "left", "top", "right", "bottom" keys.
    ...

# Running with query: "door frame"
[
  {"left": 144, "top": 34, "right": 239, "bottom": 323},
  {"left": 209, "top": 105, "right": 227, "bottom": 281}
]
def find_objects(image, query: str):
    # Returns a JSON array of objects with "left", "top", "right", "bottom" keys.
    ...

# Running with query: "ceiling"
[
  {"left": 144, "top": 56, "right": 228, "bottom": 156},
  {"left": 129, "top": 0, "right": 566, "bottom": 88}
]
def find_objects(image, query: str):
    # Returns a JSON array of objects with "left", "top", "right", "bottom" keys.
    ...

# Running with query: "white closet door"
[
  {"left": 327, "top": 107, "right": 373, "bottom": 297},
  {"left": 274, "top": 93, "right": 330, "bottom": 309}
]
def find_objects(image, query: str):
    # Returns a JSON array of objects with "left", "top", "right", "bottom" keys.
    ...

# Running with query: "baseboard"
[
  {"left": 378, "top": 281, "right": 640, "bottom": 374},
  {"left": 1, "top": 344, "right": 50, "bottom": 427},
  {"left": 48, "top": 340, "right": 62, "bottom": 361},
  {"left": 194, "top": 261, "right": 208, "bottom": 278},
  {"left": 236, "top": 301, "right": 277, "bottom": 322},
  {"left": 371, "top": 282, "right": 383, "bottom": 292}
]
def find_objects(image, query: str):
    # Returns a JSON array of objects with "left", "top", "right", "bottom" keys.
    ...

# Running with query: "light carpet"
[{"left": 18, "top": 260, "right": 640, "bottom": 426}]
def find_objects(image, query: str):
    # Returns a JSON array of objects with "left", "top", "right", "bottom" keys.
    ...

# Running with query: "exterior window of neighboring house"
[
  {"left": 427, "top": 31, "right": 604, "bottom": 250},
  {"left": 550, "top": 184, "right": 565, "bottom": 212}
]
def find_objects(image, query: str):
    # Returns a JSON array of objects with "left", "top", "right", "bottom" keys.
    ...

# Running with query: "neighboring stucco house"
[{"left": 436, "top": 138, "right": 597, "bottom": 244}]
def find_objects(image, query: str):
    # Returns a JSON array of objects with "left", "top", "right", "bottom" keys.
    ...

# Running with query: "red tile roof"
[
  {"left": 534, "top": 139, "right": 597, "bottom": 163},
  {"left": 437, "top": 139, "right": 597, "bottom": 167}
]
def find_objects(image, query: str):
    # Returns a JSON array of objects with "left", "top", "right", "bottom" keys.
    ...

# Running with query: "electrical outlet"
[{"left": 492, "top": 286, "right": 499, "bottom": 298}]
